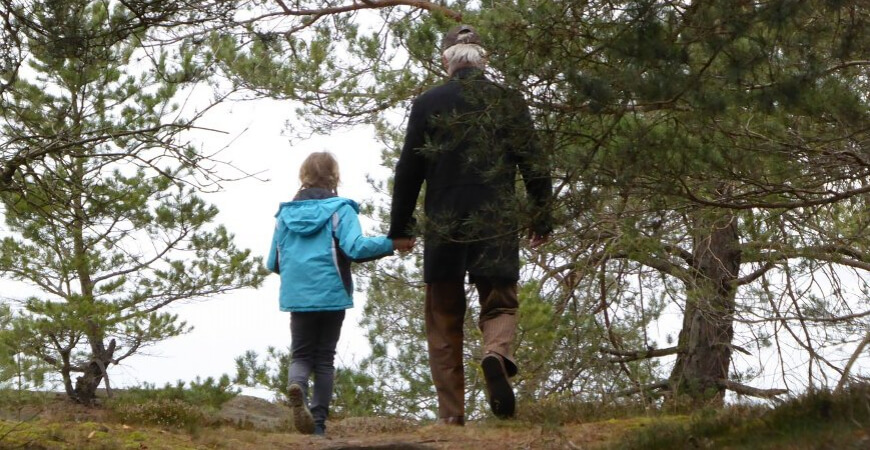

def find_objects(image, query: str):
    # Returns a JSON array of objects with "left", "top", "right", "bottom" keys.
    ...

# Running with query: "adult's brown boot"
[{"left": 481, "top": 354, "right": 515, "bottom": 419}]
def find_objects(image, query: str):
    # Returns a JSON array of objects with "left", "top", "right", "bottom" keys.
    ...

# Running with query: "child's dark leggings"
[{"left": 288, "top": 310, "right": 345, "bottom": 428}]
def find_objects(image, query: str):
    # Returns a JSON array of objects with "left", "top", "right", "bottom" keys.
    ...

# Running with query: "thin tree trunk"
[
  {"left": 69, "top": 156, "right": 109, "bottom": 405},
  {"left": 60, "top": 350, "right": 74, "bottom": 398},
  {"left": 669, "top": 210, "right": 741, "bottom": 406}
]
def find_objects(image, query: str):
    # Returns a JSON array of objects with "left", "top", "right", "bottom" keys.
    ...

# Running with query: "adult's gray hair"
[{"left": 442, "top": 43, "right": 487, "bottom": 76}]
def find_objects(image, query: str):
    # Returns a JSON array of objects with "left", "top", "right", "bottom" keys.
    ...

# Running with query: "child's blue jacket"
[{"left": 266, "top": 195, "right": 394, "bottom": 312}]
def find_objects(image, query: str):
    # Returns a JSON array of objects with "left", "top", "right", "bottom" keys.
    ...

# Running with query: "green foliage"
[
  {"left": 111, "top": 376, "right": 239, "bottom": 410},
  {"left": 0, "top": 0, "right": 267, "bottom": 403},
  {"left": 233, "top": 347, "right": 391, "bottom": 417},
  {"left": 0, "top": 305, "right": 16, "bottom": 387},
  {"left": 355, "top": 255, "right": 437, "bottom": 419},
  {"left": 0, "top": 304, "right": 49, "bottom": 393},
  {"left": 3, "top": 0, "right": 867, "bottom": 412},
  {"left": 234, "top": 347, "right": 292, "bottom": 402},
  {"left": 201, "top": 0, "right": 870, "bottom": 408},
  {"left": 109, "top": 398, "right": 207, "bottom": 430},
  {"left": 332, "top": 364, "right": 391, "bottom": 419},
  {"left": 105, "top": 376, "right": 238, "bottom": 431},
  {"left": 518, "top": 393, "right": 650, "bottom": 426}
]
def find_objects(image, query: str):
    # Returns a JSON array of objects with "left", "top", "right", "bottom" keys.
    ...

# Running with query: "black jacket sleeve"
[
  {"left": 389, "top": 98, "right": 427, "bottom": 238},
  {"left": 512, "top": 95, "right": 554, "bottom": 236}
]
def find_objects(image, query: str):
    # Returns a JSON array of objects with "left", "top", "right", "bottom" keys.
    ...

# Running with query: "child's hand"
[{"left": 392, "top": 237, "right": 416, "bottom": 254}]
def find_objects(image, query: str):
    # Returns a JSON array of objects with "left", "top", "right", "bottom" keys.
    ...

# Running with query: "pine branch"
[
  {"left": 746, "top": 60, "right": 870, "bottom": 90},
  {"left": 601, "top": 346, "right": 681, "bottom": 363},
  {"left": 230, "top": 0, "right": 462, "bottom": 33},
  {"left": 269, "top": 0, "right": 462, "bottom": 21},
  {"left": 733, "top": 262, "right": 776, "bottom": 286},
  {"left": 738, "top": 308, "right": 870, "bottom": 325},
  {"left": 678, "top": 176, "right": 870, "bottom": 210}
]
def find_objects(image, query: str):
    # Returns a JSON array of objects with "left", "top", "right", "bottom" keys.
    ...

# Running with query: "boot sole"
[
  {"left": 288, "top": 384, "right": 316, "bottom": 434},
  {"left": 482, "top": 356, "right": 515, "bottom": 419}
]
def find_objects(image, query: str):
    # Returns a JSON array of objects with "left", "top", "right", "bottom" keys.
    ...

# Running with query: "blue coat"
[{"left": 267, "top": 194, "right": 394, "bottom": 312}]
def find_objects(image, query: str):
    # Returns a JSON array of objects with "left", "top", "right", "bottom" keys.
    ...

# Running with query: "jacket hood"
[{"left": 276, "top": 197, "right": 359, "bottom": 236}]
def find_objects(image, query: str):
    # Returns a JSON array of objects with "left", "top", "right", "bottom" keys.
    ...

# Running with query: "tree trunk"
[
  {"left": 69, "top": 157, "right": 108, "bottom": 405},
  {"left": 72, "top": 338, "right": 115, "bottom": 404},
  {"left": 60, "top": 349, "right": 75, "bottom": 398},
  {"left": 73, "top": 361, "right": 103, "bottom": 404},
  {"left": 669, "top": 210, "right": 741, "bottom": 406}
]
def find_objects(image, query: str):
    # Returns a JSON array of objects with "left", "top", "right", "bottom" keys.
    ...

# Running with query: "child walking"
[{"left": 266, "top": 152, "right": 411, "bottom": 436}]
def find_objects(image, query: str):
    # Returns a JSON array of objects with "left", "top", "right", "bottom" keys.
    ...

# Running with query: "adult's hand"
[
  {"left": 392, "top": 237, "right": 416, "bottom": 253},
  {"left": 529, "top": 232, "right": 549, "bottom": 249}
]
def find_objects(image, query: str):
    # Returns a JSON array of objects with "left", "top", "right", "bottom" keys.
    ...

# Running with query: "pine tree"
[
  {"left": 177, "top": 0, "right": 870, "bottom": 409},
  {"left": 0, "top": 0, "right": 267, "bottom": 404}
]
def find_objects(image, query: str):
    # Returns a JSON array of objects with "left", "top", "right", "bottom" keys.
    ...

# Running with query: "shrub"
[
  {"left": 116, "top": 375, "right": 238, "bottom": 410},
  {"left": 110, "top": 398, "right": 206, "bottom": 430},
  {"left": 105, "top": 375, "right": 238, "bottom": 430},
  {"left": 610, "top": 384, "right": 870, "bottom": 449}
]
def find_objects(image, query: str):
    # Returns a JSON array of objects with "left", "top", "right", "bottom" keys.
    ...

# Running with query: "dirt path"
[
  {"left": 0, "top": 394, "right": 628, "bottom": 449},
  {"left": 218, "top": 396, "right": 625, "bottom": 449}
]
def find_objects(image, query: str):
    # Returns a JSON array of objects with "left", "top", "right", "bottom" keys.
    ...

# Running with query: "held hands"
[
  {"left": 392, "top": 237, "right": 416, "bottom": 254},
  {"left": 393, "top": 234, "right": 542, "bottom": 254},
  {"left": 528, "top": 231, "right": 549, "bottom": 249}
]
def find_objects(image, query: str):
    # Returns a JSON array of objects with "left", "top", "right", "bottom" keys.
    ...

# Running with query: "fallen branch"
[
  {"left": 615, "top": 378, "right": 787, "bottom": 400},
  {"left": 614, "top": 380, "right": 670, "bottom": 397}
]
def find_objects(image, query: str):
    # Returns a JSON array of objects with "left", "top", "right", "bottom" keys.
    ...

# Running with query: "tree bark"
[
  {"left": 60, "top": 349, "right": 75, "bottom": 398},
  {"left": 669, "top": 210, "right": 741, "bottom": 406},
  {"left": 72, "top": 337, "right": 116, "bottom": 404},
  {"left": 73, "top": 362, "right": 103, "bottom": 404},
  {"left": 69, "top": 156, "right": 109, "bottom": 405}
]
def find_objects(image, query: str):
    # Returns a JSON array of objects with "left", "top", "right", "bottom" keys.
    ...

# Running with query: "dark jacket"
[{"left": 389, "top": 68, "right": 553, "bottom": 283}]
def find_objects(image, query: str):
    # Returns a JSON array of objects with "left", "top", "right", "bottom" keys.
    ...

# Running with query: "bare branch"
[
  {"left": 242, "top": 0, "right": 461, "bottom": 26},
  {"left": 111, "top": 338, "right": 142, "bottom": 364},
  {"left": 836, "top": 331, "right": 870, "bottom": 394},
  {"left": 613, "top": 380, "right": 670, "bottom": 397},
  {"left": 734, "top": 262, "right": 777, "bottom": 286},
  {"left": 273, "top": 0, "right": 292, "bottom": 14},
  {"left": 718, "top": 379, "right": 788, "bottom": 399}
]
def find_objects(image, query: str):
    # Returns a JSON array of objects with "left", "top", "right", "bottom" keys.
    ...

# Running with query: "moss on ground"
[
  {"left": 0, "top": 419, "right": 205, "bottom": 449},
  {"left": 604, "top": 387, "right": 870, "bottom": 450}
]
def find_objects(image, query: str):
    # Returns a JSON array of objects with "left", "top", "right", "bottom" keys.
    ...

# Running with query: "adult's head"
[
  {"left": 441, "top": 24, "right": 486, "bottom": 76},
  {"left": 299, "top": 151, "right": 340, "bottom": 193}
]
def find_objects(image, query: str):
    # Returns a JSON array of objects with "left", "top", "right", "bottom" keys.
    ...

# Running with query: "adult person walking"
[{"left": 388, "top": 25, "right": 553, "bottom": 424}]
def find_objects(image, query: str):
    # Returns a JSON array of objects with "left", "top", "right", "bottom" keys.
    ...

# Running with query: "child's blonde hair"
[{"left": 299, "top": 152, "right": 340, "bottom": 192}]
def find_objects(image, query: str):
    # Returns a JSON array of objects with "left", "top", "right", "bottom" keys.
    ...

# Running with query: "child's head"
[{"left": 299, "top": 152, "right": 340, "bottom": 192}]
